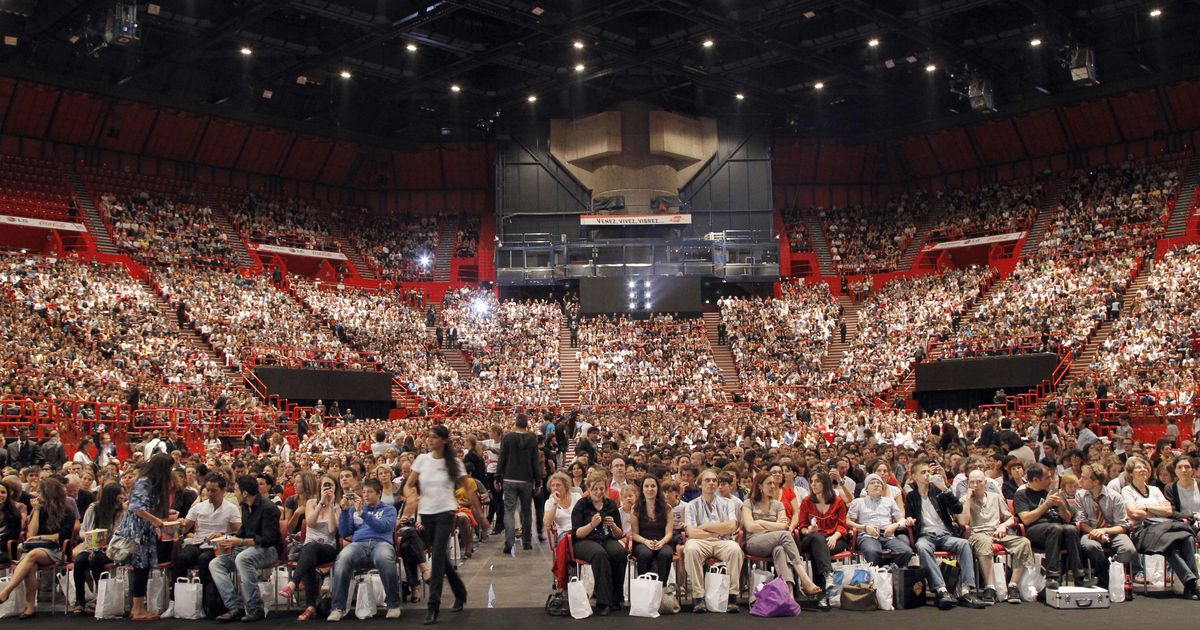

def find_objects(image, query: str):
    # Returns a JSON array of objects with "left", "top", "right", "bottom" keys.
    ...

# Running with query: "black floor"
[{"left": 12, "top": 595, "right": 1199, "bottom": 629}]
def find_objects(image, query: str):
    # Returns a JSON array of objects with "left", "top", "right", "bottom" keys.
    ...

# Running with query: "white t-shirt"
[
  {"left": 184, "top": 499, "right": 242, "bottom": 549},
  {"left": 1121, "top": 484, "right": 1169, "bottom": 524},
  {"left": 545, "top": 494, "right": 577, "bottom": 534},
  {"left": 412, "top": 453, "right": 464, "bottom": 515}
]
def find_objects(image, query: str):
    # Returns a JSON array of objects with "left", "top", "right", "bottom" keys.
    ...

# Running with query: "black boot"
[
  {"left": 451, "top": 595, "right": 465, "bottom": 612},
  {"left": 424, "top": 603, "right": 440, "bottom": 625}
]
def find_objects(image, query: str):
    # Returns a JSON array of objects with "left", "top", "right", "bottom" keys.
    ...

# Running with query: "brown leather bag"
[{"left": 839, "top": 584, "right": 879, "bottom": 611}]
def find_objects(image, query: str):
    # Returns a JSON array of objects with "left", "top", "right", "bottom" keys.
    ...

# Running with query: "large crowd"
[
  {"left": 820, "top": 192, "right": 926, "bottom": 275},
  {"left": 926, "top": 182, "right": 1042, "bottom": 243},
  {"left": 225, "top": 195, "right": 340, "bottom": 253},
  {"left": 351, "top": 214, "right": 440, "bottom": 282},
  {"left": 100, "top": 191, "right": 233, "bottom": 268}
]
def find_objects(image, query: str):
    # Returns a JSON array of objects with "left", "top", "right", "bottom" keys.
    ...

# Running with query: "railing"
[
  {"left": 241, "top": 346, "right": 384, "bottom": 371},
  {"left": 926, "top": 332, "right": 1067, "bottom": 360}
]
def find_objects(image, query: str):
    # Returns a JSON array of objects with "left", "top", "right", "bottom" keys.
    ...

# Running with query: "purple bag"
[{"left": 749, "top": 577, "right": 802, "bottom": 618}]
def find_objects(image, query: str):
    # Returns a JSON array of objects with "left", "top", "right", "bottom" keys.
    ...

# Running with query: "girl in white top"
[{"left": 543, "top": 471, "right": 577, "bottom": 544}]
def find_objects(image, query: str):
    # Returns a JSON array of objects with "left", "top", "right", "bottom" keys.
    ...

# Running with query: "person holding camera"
[
  {"left": 277, "top": 474, "right": 342, "bottom": 620},
  {"left": 570, "top": 470, "right": 626, "bottom": 616},
  {"left": 1014, "top": 463, "right": 1090, "bottom": 589},
  {"left": 326, "top": 478, "right": 403, "bottom": 622}
]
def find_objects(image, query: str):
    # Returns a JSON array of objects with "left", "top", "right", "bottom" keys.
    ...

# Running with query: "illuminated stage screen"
[{"left": 580, "top": 277, "right": 702, "bottom": 314}]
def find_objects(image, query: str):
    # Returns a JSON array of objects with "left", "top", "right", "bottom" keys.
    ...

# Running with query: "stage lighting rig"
[{"left": 104, "top": 0, "right": 139, "bottom": 47}]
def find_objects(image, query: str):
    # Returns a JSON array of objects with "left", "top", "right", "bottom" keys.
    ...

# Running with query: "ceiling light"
[
  {"left": 339, "top": 70, "right": 352, "bottom": 79},
  {"left": 573, "top": 41, "right": 584, "bottom": 49},
  {"left": 527, "top": 95, "right": 537, "bottom": 103},
  {"left": 1029, "top": 38, "right": 1042, "bottom": 47},
  {"left": 239, "top": 47, "right": 252, "bottom": 56},
  {"left": 702, "top": 39, "right": 715, "bottom": 48},
  {"left": 147, "top": 3, "right": 161, "bottom": 15},
  {"left": 530, "top": 2, "right": 545, "bottom": 16},
  {"left": 406, "top": 43, "right": 418, "bottom": 52},
  {"left": 261, "top": 89, "right": 273, "bottom": 100},
  {"left": 1149, "top": 8, "right": 1162, "bottom": 17},
  {"left": 813, "top": 82, "right": 824, "bottom": 89},
  {"left": 925, "top": 64, "right": 937, "bottom": 73},
  {"left": 3, "top": 36, "right": 16, "bottom": 47},
  {"left": 735, "top": 93, "right": 745, "bottom": 100},
  {"left": 574, "top": 63, "right": 585, "bottom": 72},
  {"left": 867, "top": 38, "right": 880, "bottom": 47},
  {"left": 450, "top": 84, "right": 461, "bottom": 93}
]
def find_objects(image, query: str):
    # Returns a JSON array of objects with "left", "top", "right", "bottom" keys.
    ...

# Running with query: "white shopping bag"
[
  {"left": 147, "top": 571, "right": 170, "bottom": 616},
  {"left": 704, "top": 563, "right": 730, "bottom": 613},
  {"left": 354, "top": 572, "right": 380, "bottom": 619},
  {"left": 58, "top": 567, "right": 95, "bottom": 606},
  {"left": 748, "top": 569, "right": 774, "bottom": 604},
  {"left": 1018, "top": 557, "right": 1045, "bottom": 602},
  {"left": 1109, "top": 562, "right": 1126, "bottom": 603},
  {"left": 366, "top": 571, "right": 387, "bottom": 609},
  {"left": 0, "top": 577, "right": 25, "bottom": 618},
  {"left": 94, "top": 571, "right": 127, "bottom": 619},
  {"left": 874, "top": 566, "right": 894, "bottom": 611},
  {"left": 1144, "top": 554, "right": 1166, "bottom": 588},
  {"left": 622, "top": 562, "right": 637, "bottom": 601},
  {"left": 578, "top": 563, "right": 595, "bottom": 597},
  {"left": 992, "top": 560, "right": 1007, "bottom": 593},
  {"left": 629, "top": 573, "right": 662, "bottom": 619},
  {"left": 567, "top": 576, "right": 592, "bottom": 619},
  {"left": 174, "top": 577, "right": 205, "bottom": 620}
]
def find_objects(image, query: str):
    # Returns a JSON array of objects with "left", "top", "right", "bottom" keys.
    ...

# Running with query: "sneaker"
[
  {"left": 726, "top": 599, "right": 740, "bottom": 614},
  {"left": 935, "top": 590, "right": 956, "bottom": 610},
  {"left": 502, "top": 545, "right": 512, "bottom": 555},
  {"left": 595, "top": 605, "right": 611, "bottom": 616},
  {"left": 692, "top": 598, "right": 707, "bottom": 613},
  {"left": 1075, "top": 572, "right": 1097, "bottom": 588},
  {"left": 242, "top": 609, "right": 266, "bottom": 623},
  {"left": 326, "top": 610, "right": 345, "bottom": 622},
  {"left": 216, "top": 610, "right": 245, "bottom": 624},
  {"left": 980, "top": 587, "right": 997, "bottom": 605},
  {"left": 385, "top": 608, "right": 402, "bottom": 619},
  {"left": 1045, "top": 576, "right": 1060, "bottom": 590},
  {"left": 958, "top": 592, "right": 986, "bottom": 609},
  {"left": 1006, "top": 585, "right": 1022, "bottom": 604}
]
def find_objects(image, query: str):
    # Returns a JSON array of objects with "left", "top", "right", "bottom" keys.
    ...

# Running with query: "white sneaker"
[
  {"left": 385, "top": 608, "right": 402, "bottom": 619},
  {"left": 160, "top": 603, "right": 175, "bottom": 619},
  {"left": 327, "top": 609, "right": 345, "bottom": 622}
]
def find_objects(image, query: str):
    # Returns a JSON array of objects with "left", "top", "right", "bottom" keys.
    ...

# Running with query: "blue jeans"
[
  {"left": 856, "top": 533, "right": 913, "bottom": 567},
  {"left": 331, "top": 540, "right": 402, "bottom": 612},
  {"left": 503, "top": 480, "right": 534, "bottom": 549},
  {"left": 210, "top": 545, "right": 279, "bottom": 613},
  {"left": 917, "top": 532, "right": 976, "bottom": 592}
]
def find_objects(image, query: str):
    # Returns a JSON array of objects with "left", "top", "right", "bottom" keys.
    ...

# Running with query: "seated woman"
[
  {"left": 454, "top": 464, "right": 488, "bottom": 559},
  {"left": 0, "top": 481, "right": 24, "bottom": 564},
  {"left": 396, "top": 487, "right": 430, "bottom": 604},
  {"left": 570, "top": 470, "right": 626, "bottom": 616},
  {"left": 0, "top": 477, "right": 77, "bottom": 618},
  {"left": 630, "top": 476, "right": 674, "bottom": 583},
  {"left": 742, "top": 471, "right": 822, "bottom": 602},
  {"left": 543, "top": 472, "right": 577, "bottom": 546},
  {"left": 1122, "top": 456, "right": 1200, "bottom": 600},
  {"left": 796, "top": 471, "right": 847, "bottom": 607},
  {"left": 71, "top": 482, "right": 124, "bottom": 615},
  {"left": 278, "top": 473, "right": 340, "bottom": 620}
]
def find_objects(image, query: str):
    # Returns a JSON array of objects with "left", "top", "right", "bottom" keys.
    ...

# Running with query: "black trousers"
[
  {"left": 798, "top": 533, "right": 848, "bottom": 587},
  {"left": 290, "top": 542, "right": 337, "bottom": 607},
  {"left": 398, "top": 527, "right": 428, "bottom": 588},
  {"left": 172, "top": 544, "right": 217, "bottom": 584},
  {"left": 633, "top": 542, "right": 675, "bottom": 584},
  {"left": 485, "top": 473, "right": 503, "bottom": 531},
  {"left": 72, "top": 549, "right": 111, "bottom": 605},
  {"left": 1026, "top": 522, "right": 1084, "bottom": 576},
  {"left": 421, "top": 511, "right": 466, "bottom": 607},
  {"left": 574, "top": 538, "right": 627, "bottom": 608}
]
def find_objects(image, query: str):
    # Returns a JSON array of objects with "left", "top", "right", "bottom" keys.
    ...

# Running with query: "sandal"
[
  {"left": 802, "top": 584, "right": 824, "bottom": 597},
  {"left": 297, "top": 606, "right": 317, "bottom": 621},
  {"left": 410, "top": 585, "right": 423, "bottom": 603},
  {"left": 70, "top": 605, "right": 86, "bottom": 616},
  {"left": 278, "top": 583, "right": 296, "bottom": 599}
]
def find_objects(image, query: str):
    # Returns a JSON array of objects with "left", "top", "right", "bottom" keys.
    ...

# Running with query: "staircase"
[
  {"left": 1021, "top": 174, "right": 1069, "bottom": 257},
  {"left": 702, "top": 312, "right": 743, "bottom": 399},
  {"left": 821, "top": 296, "right": 863, "bottom": 373},
  {"left": 1066, "top": 260, "right": 1151, "bottom": 379},
  {"left": 332, "top": 232, "right": 376, "bottom": 280},
  {"left": 66, "top": 169, "right": 119, "bottom": 254},
  {"left": 804, "top": 212, "right": 834, "bottom": 276},
  {"left": 141, "top": 276, "right": 246, "bottom": 392},
  {"left": 444, "top": 346, "right": 475, "bottom": 381},
  {"left": 433, "top": 216, "right": 458, "bottom": 282},
  {"left": 898, "top": 195, "right": 947, "bottom": 270},
  {"left": 1165, "top": 153, "right": 1200, "bottom": 238},
  {"left": 198, "top": 189, "right": 256, "bottom": 268},
  {"left": 558, "top": 318, "right": 580, "bottom": 406}
]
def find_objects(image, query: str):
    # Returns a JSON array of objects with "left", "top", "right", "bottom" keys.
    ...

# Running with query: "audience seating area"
[
  {"left": 351, "top": 213, "right": 441, "bottom": 281},
  {"left": 925, "top": 181, "right": 1042, "bottom": 243},
  {"left": 221, "top": 192, "right": 341, "bottom": 252},
  {"left": 819, "top": 192, "right": 926, "bottom": 274},
  {"left": 0, "top": 155, "right": 77, "bottom": 221}
]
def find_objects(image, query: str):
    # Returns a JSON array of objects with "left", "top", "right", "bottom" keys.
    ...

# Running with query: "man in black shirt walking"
[{"left": 498, "top": 413, "right": 542, "bottom": 554}]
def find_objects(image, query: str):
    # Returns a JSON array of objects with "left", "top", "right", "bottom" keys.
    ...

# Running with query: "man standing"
[
  {"left": 174, "top": 474, "right": 242, "bottom": 609},
  {"left": 960, "top": 470, "right": 1032, "bottom": 604},
  {"left": 6, "top": 427, "right": 42, "bottom": 468},
  {"left": 498, "top": 413, "right": 541, "bottom": 554},
  {"left": 210, "top": 476, "right": 282, "bottom": 623},
  {"left": 326, "top": 479, "right": 403, "bottom": 621},
  {"left": 41, "top": 430, "right": 67, "bottom": 469},
  {"left": 905, "top": 460, "right": 986, "bottom": 610},
  {"left": 682, "top": 469, "right": 743, "bottom": 613},
  {"left": 482, "top": 425, "right": 503, "bottom": 535},
  {"left": 1015, "top": 463, "right": 1091, "bottom": 589}
]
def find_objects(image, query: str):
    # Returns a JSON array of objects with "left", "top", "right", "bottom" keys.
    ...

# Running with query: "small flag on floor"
[{"left": 488, "top": 584, "right": 496, "bottom": 608}]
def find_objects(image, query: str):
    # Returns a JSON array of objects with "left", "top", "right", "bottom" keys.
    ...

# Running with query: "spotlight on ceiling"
[
  {"left": 527, "top": 95, "right": 537, "bottom": 103},
  {"left": 813, "top": 82, "right": 824, "bottom": 89},
  {"left": 1149, "top": 8, "right": 1162, "bottom": 17},
  {"left": 3, "top": 36, "right": 17, "bottom": 47},
  {"left": 867, "top": 38, "right": 880, "bottom": 47},
  {"left": 574, "top": 63, "right": 585, "bottom": 72},
  {"left": 1030, "top": 38, "right": 1042, "bottom": 47},
  {"left": 702, "top": 39, "right": 715, "bottom": 48},
  {"left": 530, "top": 2, "right": 545, "bottom": 16},
  {"left": 239, "top": 47, "right": 252, "bottom": 56},
  {"left": 573, "top": 41, "right": 584, "bottom": 49},
  {"left": 418, "top": 255, "right": 431, "bottom": 268},
  {"left": 339, "top": 70, "right": 352, "bottom": 79},
  {"left": 735, "top": 92, "right": 745, "bottom": 100},
  {"left": 406, "top": 43, "right": 418, "bottom": 52},
  {"left": 925, "top": 64, "right": 937, "bottom": 73},
  {"left": 261, "top": 89, "right": 273, "bottom": 100},
  {"left": 450, "top": 84, "right": 461, "bottom": 93}
]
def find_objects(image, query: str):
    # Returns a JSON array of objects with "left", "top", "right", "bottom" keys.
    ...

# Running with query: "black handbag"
[
  {"left": 18, "top": 539, "right": 56, "bottom": 553},
  {"left": 839, "top": 585, "right": 879, "bottom": 611},
  {"left": 545, "top": 589, "right": 569, "bottom": 616},
  {"left": 892, "top": 566, "right": 927, "bottom": 609}
]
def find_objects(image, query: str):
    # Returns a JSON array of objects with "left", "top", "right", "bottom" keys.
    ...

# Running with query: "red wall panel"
[
  {"left": 0, "top": 77, "right": 16, "bottom": 127},
  {"left": 393, "top": 146, "right": 443, "bottom": 189},
  {"left": 1165, "top": 81, "right": 1200, "bottom": 130},
  {"left": 1060, "top": 100, "right": 1121, "bottom": 147},
  {"left": 280, "top": 136, "right": 334, "bottom": 181},
  {"left": 236, "top": 126, "right": 292, "bottom": 174},
  {"left": 47, "top": 91, "right": 104, "bottom": 145},
  {"left": 927, "top": 128, "right": 978, "bottom": 173},
  {"left": 1013, "top": 109, "right": 1068, "bottom": 157},
  {"left": 1108, "top": 90, "right": 1160, "bottom": 141},
  {"left": 193, "top": 118, "right": 250, "bottom": 168},
  {"left": 3, "top": 82, "right": 60, "bottom": 138},
  {"left": 143, "top": 110, "right": 205, "bottom": 161},
  {"left": 96, "top": 101, "right": 157, "bottom": 153},
  {"left": 318, "top": 142, "right": 357, "bottom": 185},
  {"left": 969, "top": 120, "right": 1026, "bottom": 165},
  {"left": 900, "top": 137, "right": 938, "bottom": 177},
  {"left": 441, "top": 144, "right": 488, "bottom": 189}
]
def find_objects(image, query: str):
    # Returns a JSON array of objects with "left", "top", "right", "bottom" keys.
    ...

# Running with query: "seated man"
[
  {"left": 1076, "top": 463, "right": 1137, "bottom": 588},
  {"left": 1014, "top": 463, "right": 1091, "bottom": 589},
  {"left": 682, "top": 468, "right": 744, "bottom": 613},
  {"left": 327, "top": 478, "right": 403, "bottom": 621},
  {"left": 210, "top": 476, "right": 282, "bottom": 623},
  {"left": 960, "top": 470, "right": 1034, "bottom": 604},
  {"left": 905, "top": 459, "right": 986, "bottom": 610},
  {"left": 847, "top": 474, "right": 914, "bottom": 567},
  {"left": 173, "top": 473, "right": 241, "bottom": 599}
]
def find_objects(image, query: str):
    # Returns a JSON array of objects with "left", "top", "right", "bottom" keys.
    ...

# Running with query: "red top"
[{"left": 797, "top": 495, "right": 848, "bottom": 538}]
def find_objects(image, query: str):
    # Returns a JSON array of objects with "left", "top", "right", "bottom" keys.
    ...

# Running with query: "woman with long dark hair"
[
  {"left": 71, "top": 482, "right": 125, "bottom": 615},
  {"left": 0, "top": 482, "right": 24, "bottom": 564},
  {"left": 795, "top": 470, "right": 848, "bottom": 609},
  {"left": 113, "top": 453, "right": 176, "bottom": 620},
  {"left": 630, "top": 475, "right": 674, "bottom": 583},
  {"left": 404, "top": 424, "right": 482, "bottom": 624},
  {"left": 0, "top": 477, "right": 76, "bottom": 617}
]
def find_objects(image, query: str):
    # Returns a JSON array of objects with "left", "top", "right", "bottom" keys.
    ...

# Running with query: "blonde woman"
[
  {"left": 278, "top": 474, "right": 342, "bottom": 619},
  {"left": 543, "top": 472, "right": 577, "bottom": 544}
]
